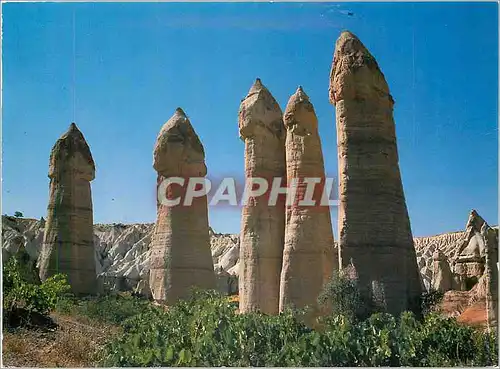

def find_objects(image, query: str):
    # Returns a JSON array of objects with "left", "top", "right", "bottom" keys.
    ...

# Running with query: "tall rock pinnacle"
[
  {"left": 149, "top": 108, "right": 216, "bottom": 304},
  {"left": 279, "top": 86, "right": 337, "bottom": 312},
  {"left": 329, "top": 31, "right": 422, "bottom": 315},
  {"left": 238, "top": 78, "right": 286, "bottom": 314},
  {"left": 38, "top": 123, "right": 97, "bottom": 295}
]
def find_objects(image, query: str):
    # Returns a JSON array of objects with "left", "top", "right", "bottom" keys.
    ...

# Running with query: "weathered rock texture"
[
  {"left": 482, "top": 223, "right": 498, "bottom": 331},
  {"left": 330, "top": 31, "right": 422, "bottom": 315},
  {"left": 432, "top": 249, "right": 453, "bottom": 293},
  {"left": 279, "top": 87, "right": 337, "bottom": 312},
  {"left": 450, "top": 210, "right": 498, "bottom": 330},
  {"left": 38, "top": 123, "right": 97, "bottom": 295},
  {"left": 3, "top": 217, "right": 239, "bottom": 297},
  {"left": 238, "top": 79, "right": 286, "bottom": 314},
  {"left": 149, "top": 108, "right": 216, "bottom": 304},
  {"left": 4, "top": 210, "right": 496, "bottom": 323}
]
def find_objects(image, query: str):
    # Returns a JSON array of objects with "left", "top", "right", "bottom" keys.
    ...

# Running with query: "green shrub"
[
  {"left": 317, "top": 270, "right": 362, "bottom": 320},
  {"left": 317, "top": 269, "right": 380, "bottom": 321},
  {"left": 3, "top": 255, "right": 70, "bottom": 326},
  {"left": 420, "top": 288, "right": 445, "bottom": 316},
  {"left": 100, "top": 289, "right": 498, "bottom": 367},
  {"left": 56, "top": 292, "right": 154, "bottom": 325}
]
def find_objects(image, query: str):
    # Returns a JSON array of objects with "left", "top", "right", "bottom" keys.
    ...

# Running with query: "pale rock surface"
[
  {"left": 480, "top": 220, "right": 498, "bottom": 330},
  {"left": 279, "top": 86, "right": 337, "bottom": 312},
  {"left": 38, "top": 123, "right": 97, "bottom": 295},
  {"left": 238, "top": 78, "right": 286, "bottom": 314},
  {"left": 329, "top": 31, "right": 421, "bottom": 314},
  {"left": 2, "top": 218, "right": 239, "bottom": 297},
  {"left": 95, "top": 223, "right": 154, "bottom": 296},
  {"left": 149, "top": 108, "right": 216, "bottom": 304},
  {"left": 3, "top": 209, "right": 495, "bottom": 308},
  {"left": 431, "top": 249, "right": 453, "bottom": 292}
]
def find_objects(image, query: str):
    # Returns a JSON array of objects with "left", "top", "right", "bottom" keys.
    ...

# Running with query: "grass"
[{"left": 2, "top": 312, "right": 116, "bottom": 367}]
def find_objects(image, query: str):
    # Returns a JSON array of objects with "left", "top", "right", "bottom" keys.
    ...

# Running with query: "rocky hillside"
[
  {"left": 2, "top": 217, "right": 240, "bottom": 296},
  {"left": 1, "top": 213, "right": 495, "bottom": 297}
]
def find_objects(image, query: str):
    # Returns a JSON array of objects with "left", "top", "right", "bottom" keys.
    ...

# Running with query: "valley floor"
[{"left": 2, "top": 312, "right": 118, "bottom": 367}]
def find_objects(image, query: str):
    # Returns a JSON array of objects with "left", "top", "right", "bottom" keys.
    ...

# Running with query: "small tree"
[
  {"left": 317, "top": 269, "right": 364, "bottom": 321},
  {"left": 13, "top": 211, "right": 23, "bottom": 218}
]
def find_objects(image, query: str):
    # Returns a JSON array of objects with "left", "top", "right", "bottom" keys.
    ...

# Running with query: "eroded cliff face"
[{"left": 3, "top": 218, "right": 240, "bottom": 297}]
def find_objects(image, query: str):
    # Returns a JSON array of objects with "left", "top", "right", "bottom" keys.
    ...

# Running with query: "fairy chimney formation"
[
  {"left": 431, "top": 249, "right": 453, "bottom": 293},
  {"left": 481, "top": 222, "right": 498, "bottom": 331},
  {"left": 329, "top": 31, "right": 422, "bottom": 315},
  {"left": 453, "top": 210, "right": 498, "bottom": 328},
  {"left": 38, "top": 123, "right": 97, "bottom": 295},
  {"left": 279, "top": 87, "right": 337, "bottom": 312},
  {"left": 149, "top": 108, "right": 216, "bottom": 304},
  {"left": 238, "top": 78, "right": 286, "bottom": 314}
]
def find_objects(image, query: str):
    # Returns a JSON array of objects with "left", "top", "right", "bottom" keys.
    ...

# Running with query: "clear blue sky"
[{"left": 3, "top": 2, "right": 498, "bottom": 237}]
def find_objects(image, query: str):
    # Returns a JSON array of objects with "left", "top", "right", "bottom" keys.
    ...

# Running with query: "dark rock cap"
[{"left": 49, "top": 122, "right": 95, "bottom": 179}]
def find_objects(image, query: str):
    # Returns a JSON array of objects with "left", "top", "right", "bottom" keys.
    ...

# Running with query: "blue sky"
[{"left": 3, "top": 2, "right": 498, "bottom": 237}]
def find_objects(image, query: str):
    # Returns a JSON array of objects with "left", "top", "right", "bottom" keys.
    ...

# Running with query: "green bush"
[
  {"left": 420, "top": 288, "right": 445, "bottom": 316},
  {"left": 317, "top": 270, "right": 364, "bottom": 321},
  {"left": 56, "top": 292, "right": 154, "bottom": 325},
  {"left": 3, "top": 255, "right": 70, "bottom": 325},
  {"left": 100, "top": 289, "right": 498, "bottom": 367}
]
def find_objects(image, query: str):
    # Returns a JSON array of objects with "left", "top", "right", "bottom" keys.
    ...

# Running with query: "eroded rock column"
[
  {"left": 39, "top": 123, "right": 97, "bottom": 295},
  {"left": 149, "top": 108, "right": 216, "bottom": 304},
  {"left": 238, "top": 78, "right": 286, "bottom": 314},
  {"left": 279, "top": 87, "right": 337, "bottom": 312},
  {"left": 482, "top": 222, "right": 498, "bottom": 331},
  {"left": 329, "top": 31, "right": 422, "bottom": 315},
  {"left": 431, "top": 249, "right": 453, "bottom": 293}
]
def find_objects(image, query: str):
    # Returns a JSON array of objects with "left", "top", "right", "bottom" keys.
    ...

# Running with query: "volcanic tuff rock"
[
  {"left": 238, "top": 78, "right": 286, "bottom": 314},
  {"left": 482, "top": 222, "right": 498, "bottom": 330},
  {"left": 149, "top": 108, "right": 216, "bottom": 304},
  {"left": 451, "top": 210, "right": 498, "bottom": 328},
  {"left": 329, "top": 31, "right": 422, "bottom": 315},
  {"left": 2, "top": 218, "right": 239, "bottom": 296},
  {"left": 414, "top": 231, "right": 465, "bottom": 290},
  {"left": 2, "top": 210, "right": 496, "bottom": 310},
  {"left": 38, "top": 123, "right": 97, "bottom": 295},
  {"left": 431, "top": 249, "right": 453, "bottom": 293},
  {"left": 279, "top": 86, "right": 337, "bottom": 312}
]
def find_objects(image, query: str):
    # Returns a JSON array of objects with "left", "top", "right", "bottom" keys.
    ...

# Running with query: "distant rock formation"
[
  {"left": 238, "top": 78, "right": 286, "bottom": 314},
  {"left": 414, "top": 231, "right": 465, "bottom": 289},
  {"left": 149, "top": 108, "right": 216, "bottom": 304},
  {"left": 329, "top": 31, "right": 422, "bottom": 315},
  {"left": 481, "top": 222, "right": 498, "bottom": 330},
  {"left": 279, "top": 86, "right": 337, "bottom": 312},
  {"left": 3, "top": 210, "right": 496, "bottom": 320},
  {"left": 448, "top": 210, "right": 498, "bottom": 329},
  {"left": 432, "top": 249, "right": 453, "bottom": 293},
  {"left": 38, "top": 123, "right": 97, "bottom": 295}
]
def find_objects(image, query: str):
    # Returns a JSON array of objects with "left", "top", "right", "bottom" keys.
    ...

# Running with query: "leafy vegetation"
[
  {"left": 56, "top": 292, "right": 154, "bottom": 325},
  {"left": 317, "top": 269, "right": 379, "bottom": 321},
  {"left": 4, "top": 261, "right": 497, "bottom": 367},
  {"left": 100, "top": 289, "right": 498, "bottom": 367},
  {"left": 420, "top": 288, "right": 445, "bottom": 316},
  {"left": 13, "top": 211, "right": 23, "bottom": 218},
  {"left": 3, "top": 254, "right": 70, "bottom": 328}
]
